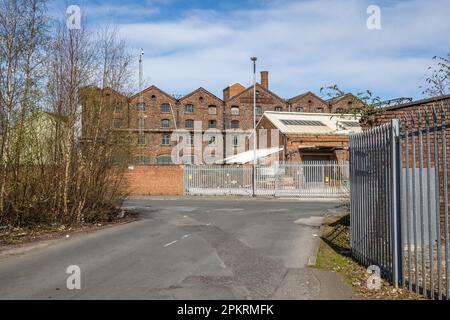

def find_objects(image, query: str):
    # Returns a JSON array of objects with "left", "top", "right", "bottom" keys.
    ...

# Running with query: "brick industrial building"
[
  {"left": 81, "top": 71, "right": 362, "bottom": 164},
  {"left": 256, "top": 112, "right": 362, "bottom": 163}
]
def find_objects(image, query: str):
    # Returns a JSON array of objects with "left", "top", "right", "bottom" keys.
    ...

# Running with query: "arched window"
[
  {"left": 316, "top": 107, "right": 324, "bottom": 113},
  {"left": 161, "top": 103, "right": 171, "bottom": 113},
  {"left": 275, "top": 106, "right": 282, "bottom": 111},
  {"left": 208, "top": 120, "right": 217, "bottom": 128},
  {"left": 296, "top": 107, "right": 304, "bottom": 112},
  {"left": 335, "top": 108, "right": 343, "bottom": 114},
  {"left": 161, "top": 119, "right": 170, "bottom": 128},
  {"left": 231, "top": 120, "right": 240, "bottom": 129},
  {"left": 137, "top": 102, "right": 146, "bottom": 112},
  {"left": 185, "top": 104, "right": 194, "bottom": 113},
  {"left": 185, "top": 119, "right": 194, "bottom": 128},
  {"left": 231, "top": 106, "right": 239, "bottom": 115},
  {"left": 208, "top": 105, "right": 217, "bottom": 115},
  {"left": 255, "top": 106, "right": 262, "bottom": 116},
  {"left": 156, "top": 155, "right": 172, "bottom": 165}
]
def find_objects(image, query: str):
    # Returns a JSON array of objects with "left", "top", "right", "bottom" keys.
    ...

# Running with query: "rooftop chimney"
[
  {"left": 223, "top": 83, "right": 245, "bottom": 101},
  {"left": 260, "top": 71, "right": 269, "bottom": 90}
]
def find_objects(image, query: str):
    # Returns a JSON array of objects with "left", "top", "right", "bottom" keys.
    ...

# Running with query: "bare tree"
[
  {"left": 320, "top": 85, "right": 384, "bottom": 128},
  {"left": 421, "top": 55, "right": 450, "bottom": 97},
  {"left": 0, "top": 2, "right": 133, "bottom": 228},
  {"left": 0, "top": 0, "right": 49, "bottom": 225}
]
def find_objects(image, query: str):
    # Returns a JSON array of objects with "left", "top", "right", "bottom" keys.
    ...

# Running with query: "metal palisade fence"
[
  {"left": 349, "top": 103, "right": 450, "bottom": 300},
  {"left": 184, "top": 161, "right": 349, "bottom": 198}
]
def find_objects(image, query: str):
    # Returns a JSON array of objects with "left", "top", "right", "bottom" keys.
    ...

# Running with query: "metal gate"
[
  {"left": 350, "top": 105, "right": 450, "bottom": 300},
  {"left": 184, "top": 161, "right": 349, "bottom": 198}
]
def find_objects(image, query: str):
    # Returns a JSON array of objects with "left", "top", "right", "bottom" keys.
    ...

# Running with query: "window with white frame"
[
  {"left": 208, "top": 120, "right": 217, "bottom": 128},
  {"left": 161, "top": 133, "right": 170, "bottom": 145}
]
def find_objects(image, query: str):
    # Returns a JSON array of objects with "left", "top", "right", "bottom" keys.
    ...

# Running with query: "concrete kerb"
[{"left": 127, "top": 195, "right": 343, "bottom": 203}]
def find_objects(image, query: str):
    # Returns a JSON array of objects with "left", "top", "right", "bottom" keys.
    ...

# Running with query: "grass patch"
[{"left": 315, "top": 214, "right": 425, "bottom": 300}]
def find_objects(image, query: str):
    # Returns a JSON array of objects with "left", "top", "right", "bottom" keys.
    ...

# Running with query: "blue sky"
[{"left": 51, "top": 0, "right": 450, "bottom": 100}]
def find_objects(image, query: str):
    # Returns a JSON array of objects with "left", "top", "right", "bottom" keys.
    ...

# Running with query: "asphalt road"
[{"left": 0, "top": 197, "right": 350, "bottom": 299}]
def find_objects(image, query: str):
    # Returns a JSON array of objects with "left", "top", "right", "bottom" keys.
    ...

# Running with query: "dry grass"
[
  {"left": 315, "top": 214, "right": 425, "bottom": 300},
  {"left": 0, "top": 210, "right": 139, "bottom": 247}
]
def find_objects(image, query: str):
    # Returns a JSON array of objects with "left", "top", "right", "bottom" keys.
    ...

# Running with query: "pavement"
[{"left": 0, "top": 197, "right": 355, "bottom": 299}]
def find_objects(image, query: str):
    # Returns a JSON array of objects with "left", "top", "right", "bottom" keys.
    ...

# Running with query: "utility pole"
[{"left": 251, "top": 57, "right": 257, "bottom": 197}]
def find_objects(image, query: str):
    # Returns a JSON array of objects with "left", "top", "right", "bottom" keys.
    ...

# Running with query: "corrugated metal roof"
[{"left": 261, "top": 111, "right": 362, "bottom": 134}]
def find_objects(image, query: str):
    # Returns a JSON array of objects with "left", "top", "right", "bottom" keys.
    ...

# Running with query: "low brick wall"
[{"left": 124, "top": 165, "right": 184, "bottom": 196}]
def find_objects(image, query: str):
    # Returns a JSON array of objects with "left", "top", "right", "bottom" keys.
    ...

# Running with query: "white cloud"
[{"left": 117, "top": 0, "right": 450, "bottom": 100}]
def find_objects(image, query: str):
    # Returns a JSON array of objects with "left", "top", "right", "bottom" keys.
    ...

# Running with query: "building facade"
[{"left": 81, "top": 71, "right": 363, "bottom": 164}]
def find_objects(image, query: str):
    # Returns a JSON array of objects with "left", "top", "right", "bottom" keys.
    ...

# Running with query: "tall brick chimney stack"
[{"left": 260, "top": 71, "right": 269, "bottom": 90}]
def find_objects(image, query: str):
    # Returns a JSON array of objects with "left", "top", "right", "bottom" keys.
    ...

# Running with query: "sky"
[{"left": 51, "top": 0, "right": 450, "bottom": 101}]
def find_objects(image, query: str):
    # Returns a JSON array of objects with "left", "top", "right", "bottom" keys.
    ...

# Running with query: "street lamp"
[{"left": 251, "top": 57, "right": 257, "bottom": 197}]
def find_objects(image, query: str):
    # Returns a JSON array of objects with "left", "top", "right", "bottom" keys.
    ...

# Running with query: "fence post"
[
  {"left": 275, "top": 163, "right": 280, "bottom": 197},
  {"left": 390, "top": 119, "right": 402, "bottom": 288}
]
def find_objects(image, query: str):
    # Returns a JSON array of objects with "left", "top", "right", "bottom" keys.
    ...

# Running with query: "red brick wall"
[
  {"left": 124, "top": 165, "right": 184, "bottom": 195},
  {"left": 225, "top": 83, "right": 286, "bottom": 130},
  {"left": 288, "top": 92, "right": 328, "bottom": 113},
  {"left": 370, "top": 96, "right": 450, "bottom": 237}
]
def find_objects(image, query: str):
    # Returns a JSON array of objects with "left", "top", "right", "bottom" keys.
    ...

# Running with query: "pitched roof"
[
  {"left": 326, "top": 93, "right": 358, "bottom": 104},
  {"left": 288, "top": 91, "right": 327, "bottom": 104},
  {"left": 130, "top": 85, "right": 177, "bottom": 102},
  {"left": 179, "top": 87, "right": 223, "bottom": 103},
  {"left": 227, "top": 82, "right": 286, "bottom": 104},
  {"left": 258, "top": 111, "right": 362, "bottom": 135}
]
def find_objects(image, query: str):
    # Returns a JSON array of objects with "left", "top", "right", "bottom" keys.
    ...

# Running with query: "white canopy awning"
[{"left": 221, "top": 146, "right": 283, "bottom": 164}]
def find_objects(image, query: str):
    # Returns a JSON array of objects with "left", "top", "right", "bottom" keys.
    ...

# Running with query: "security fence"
[
  {"left": 350, "top": 105, "right": 450, "bottom": 300},
  {"left": 183, "top": 161, "right": 349, "bottom": 198}
]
